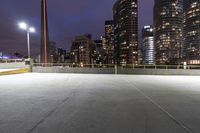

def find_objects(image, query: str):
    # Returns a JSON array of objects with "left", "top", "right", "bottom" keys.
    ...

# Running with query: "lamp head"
[
  {"left": 29, "top": 27, "right": 35, "bottom": 33},
  {"left": 18, "top": 22, "right": 27, "bottom": 30}
]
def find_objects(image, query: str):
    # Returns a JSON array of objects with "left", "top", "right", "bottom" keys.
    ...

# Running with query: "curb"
[{"left": 0, "top": 68, "right": 30, "bottom": 76}]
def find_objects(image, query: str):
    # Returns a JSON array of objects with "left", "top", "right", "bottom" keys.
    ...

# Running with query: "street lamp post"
[
  {"left": 27, "top": 31, "right": 30, "bottom": 59},
  {"left": 18, "top": 22, "right": 35, "bottom": 60}
]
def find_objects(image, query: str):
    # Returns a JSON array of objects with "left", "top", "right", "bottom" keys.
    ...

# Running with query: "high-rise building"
[
  {"left": 65, "top": 52, "right": 71, "bottom": 64},
  {"left": 113, "top": 0, "right": 138, "bottom": 66},
  {"left": 57, "top": 48, "right": 67, "bottom": 63},
  {"left": 70, "top": 34, "right": 96, "bottom": 66},
  {"left": 137, "top": 49, "right": 143, "bottom": 65},
  {"left": 105, "top": 20, "right": 115, "bottom": 65},
  {"left": 183, "top": 0, "right": 200, "bottom": 64},
  {"left": 142, "top": 26, "right": 155, "bottom": 65},
  {"left": 94, "top": 40, "right": 105, "bottom": 65},
  {"left": 41, "top": 0, "right": 50, "bottom": 63},
  {"left": 49, "top": 41, "right": 57, "bottom": 63},
  {"left": 154, "top": 0, "right": 183, "bottom": 65}
]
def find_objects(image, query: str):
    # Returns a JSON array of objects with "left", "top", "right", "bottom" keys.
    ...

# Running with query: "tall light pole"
[{"left": 18, "top": 22, "right": 35, "bottom": 60}]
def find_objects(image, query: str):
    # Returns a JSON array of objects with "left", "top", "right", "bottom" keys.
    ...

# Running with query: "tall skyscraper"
[
  {"left": 142, "top": 26, "right": 155, "bottom": 65},
  {"left": 183, "top": 0, "right": 200, "bottom": 64},
  {"left": 113, "top": 0, "right": 138, "bottom": 66},
  {"left": 105, "top": 20, "right": 115, "bottom": 65},
  {"left": 154, "top": 0, "right": 183, "bottom": 65},
  {"left": 41, "top": 0, "right": 50, "bottom": 63}
]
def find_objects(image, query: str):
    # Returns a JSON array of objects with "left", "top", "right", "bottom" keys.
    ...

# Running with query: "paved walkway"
[{"left": 0, "top": 73, "right": 200, "bottom": 133}]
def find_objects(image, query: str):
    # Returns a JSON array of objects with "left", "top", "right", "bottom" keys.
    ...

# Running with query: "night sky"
[{"left": 0, "top": 0, "right": 154, "bottom": 56}]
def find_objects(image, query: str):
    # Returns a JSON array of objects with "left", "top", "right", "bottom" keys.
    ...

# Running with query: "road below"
[{"left": 0, "top": 73, "right": 200, "bottom": 133}]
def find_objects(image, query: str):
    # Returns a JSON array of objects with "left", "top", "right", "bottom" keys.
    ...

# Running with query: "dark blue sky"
[{"left": 0, "top": 0, "right": 154, "bottom": 56}]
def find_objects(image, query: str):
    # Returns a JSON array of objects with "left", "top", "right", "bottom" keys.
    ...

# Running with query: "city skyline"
[
  {"left": 1, "top": 1, "right": 200, "bottom": 133},
  {"left": 0, "top": 0, "right": 154, "bottom": 56}
]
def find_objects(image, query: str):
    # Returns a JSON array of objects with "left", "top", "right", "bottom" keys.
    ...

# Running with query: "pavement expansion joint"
[
  {"left": 124, "top": 79, "right": 195, "bottom": 133},
  {"left": 26, "top": 97, "right": 70, "bottom": 133}
]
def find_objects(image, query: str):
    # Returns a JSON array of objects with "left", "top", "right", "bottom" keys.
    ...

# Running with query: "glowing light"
[
  {"left": 29, "top": 27, "right": 35, "bottom": 33},
  {"left": 18, "top": 22, "right": 36, "bottom": 33},
  {"left": 18, "top": 22, "right": 27, "bottom": 30},
  {"left": 80, "top": 62, "right": 84, "bottom": 67}
]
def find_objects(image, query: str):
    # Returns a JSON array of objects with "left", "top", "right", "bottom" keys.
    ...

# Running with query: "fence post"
[
  {"left": 29, "top": 59, "right": 33, "bottom": 72},
  {"left": 133, "top": 64, "right": 135, "bottom": 69},
  {"left": 183, "top": 62, "right": 187, "bottom": 70},
  {"left": 115, "top": 65, "right": 118, "bottom": 75}
]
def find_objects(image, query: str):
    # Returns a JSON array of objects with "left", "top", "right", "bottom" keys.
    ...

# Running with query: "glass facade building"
[
  {"left": 113, "top": 0, "right": 138, "bottom": 65},
  {"left": 183, "top": 0, "right": 200, "bottom": 64},
  {"left": 142, "top": 26, "right": 155, "bottom": 65},
  {"left": 154, "top": 0, "right": 183, "bottom": 65},
  {"left": 105, "top": 20, "right": 115, "bottom": 65}
]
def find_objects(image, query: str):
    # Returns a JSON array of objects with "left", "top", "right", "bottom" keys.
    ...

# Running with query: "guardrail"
[
  {"left": 0, "top": 62, "right": 27, "bottom": 69},
  {"left": 33, "top": 63, "right": 115, "bottom": 68},
  {"left": 0, "top": 59, "right": 24, "bottom": 63},
  {"left": 31, "top": 63, "right": 200, "bottom": 75},
  {"left": 32, "top": 63, "right": 200, "bottom": 70}
]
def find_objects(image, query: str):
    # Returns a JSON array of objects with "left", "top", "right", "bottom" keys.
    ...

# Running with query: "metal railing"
[
  {"left": 32, "top": 63, "right": 200, "bottom": 70},
  {"left": 0, "top": 59, "right": 24, "bottom": 63},
  {"left": 33, "top": 63, "right": 115, "bottom": 68}
]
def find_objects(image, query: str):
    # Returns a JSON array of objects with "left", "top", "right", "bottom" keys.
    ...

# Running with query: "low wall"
[
  {"left": 32, "top": 66, "right": 200, "bottom": 76},
  {"left": 32, "top": 67, "right": 115, "bottom": 74},
  {"left": 117, "top": 68, "right": 200, "bottom": 76},
  {"left": 0, "top": 62, "right": 26, "bottom": 69}
]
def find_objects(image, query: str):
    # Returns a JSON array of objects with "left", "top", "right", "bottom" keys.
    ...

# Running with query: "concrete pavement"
[{"left": 0, "top": 73, "right": 200, "bottom": 133}]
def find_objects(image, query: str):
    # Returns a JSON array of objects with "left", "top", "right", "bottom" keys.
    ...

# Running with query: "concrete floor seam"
[
  {"left": 124, "top": 79, "right": 194, "bottom": 133},
  {"left": 25, "top": 75, "right": 78, "bottom": 133},
  {"left": 26, "top": 96, "right": 71, "bottom": 133}
]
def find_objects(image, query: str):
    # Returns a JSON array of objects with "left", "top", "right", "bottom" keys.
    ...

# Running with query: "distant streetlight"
[{"left": 18, "top": 22, "right": 36, "bottom": 60}]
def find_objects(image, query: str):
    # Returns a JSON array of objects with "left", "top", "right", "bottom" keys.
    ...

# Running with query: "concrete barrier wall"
[
  {"left": 32, "top": 66, "right": 200, "bottom": 76},
  {"left": 32, "top": 67, "right": 115, "bottom": 74},
  {"left": 117, "top": 68, "right": 200, "bottom": 76},
  {"left": 0, "top": 62, "right": 26, "bottom": 69}
]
